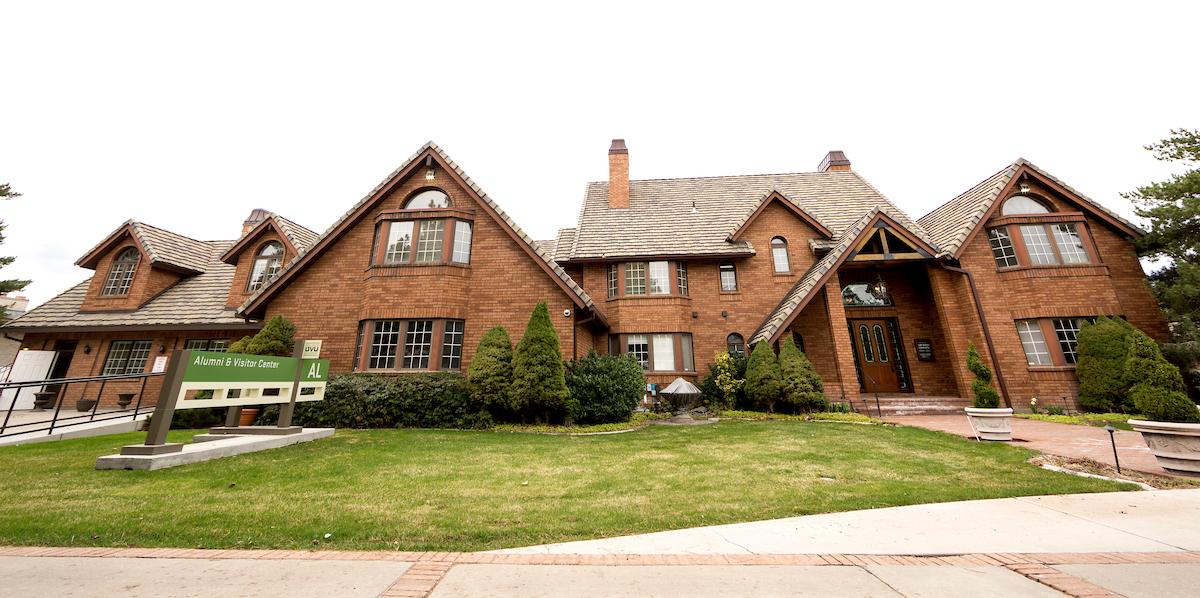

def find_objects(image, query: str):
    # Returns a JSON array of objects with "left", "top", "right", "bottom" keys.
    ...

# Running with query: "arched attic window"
[
  {"left": 247, "top": 242, "right": 285, "bottom": 292},
  {"left": 403, "top": 189, "right": 451, "bottom": 209},
  {"left": 771, "top": 237, "right": 790, "bottom": 273},
  {"left": 1000, "top": 195, "right": 1052, "bottom": 216},
  {"left": 101, "top": 248, "right": 140, "bottom": 296}
]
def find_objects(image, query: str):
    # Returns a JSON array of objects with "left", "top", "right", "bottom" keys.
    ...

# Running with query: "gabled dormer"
[
  {"left": 74, "top": 221, "right": 210, "bottom": 313},
  {"left": 220, "top": 210, "right": 317, "bottom": 308}
]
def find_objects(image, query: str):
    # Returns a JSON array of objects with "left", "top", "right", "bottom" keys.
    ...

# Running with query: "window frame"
[
  {"left": 719, "top": 261, "right": 738, "bottom": 292},
  {"left": 246, "top": 241, "right": 285, "bottom": 292},
  {"left": 609, "top": 332, "right": 696, "bottom": 372},
  {"left": 1014, "top": 317, "right": 1098, "bottom": 367},
  {"left": 727, "top": 333, "right": 745, "bottom": 357},
  {"left": 184, "top": 339, "right": 230, "bottom": 352},
  {"left": 374, "top": 217, "right": 473, "bottom": 267},
  {"left": 770, "top": 237, "right": 790, "bottom": 273},
  {"left": 986, "top": 219, "right": 1099, "bottom": 270},
  {"left": 101, "top": 247, "right": 140, "bottom": 296},
  {"left": 354, "top": 318, "right": 466, "bottom": 372},
  {"left": 102, "top": 340, "right": 153, "bottom": 375},
  {"left": 607, "top": 261, "right": 688, "bottom": 298}
]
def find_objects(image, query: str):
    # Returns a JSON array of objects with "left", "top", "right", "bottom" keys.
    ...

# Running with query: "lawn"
[{"left": 0, "top": 420, "right": 1136, "bottom": 552}]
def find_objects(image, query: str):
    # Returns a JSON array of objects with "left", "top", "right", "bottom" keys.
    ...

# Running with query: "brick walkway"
[{"left": 885, "top": 414, "right": 1173, "bottom": 477}]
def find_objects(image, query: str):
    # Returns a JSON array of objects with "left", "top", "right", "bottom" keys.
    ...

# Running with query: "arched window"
[
  {"left": 101, "top": 248, "right": 140, "bottom": 296},
  {"left": 792, "top": 331, "right": 805, "bottom": 353},
  {"left": 727, "top": 333, "right": 745, "bottom": 357},
  {"left": 1000, "top": 195, "right": 1051, "bottom": 216},
  {"left": 842, "top": 282, "right": 893, "bottom": 307},
  {"left": 719, "top": 261, "right": 738, "bottom": 292},
  {"left": 403, "top": 189, "right": 451, "bottom": 209},
  {"left": 771, "top": 237, "right": 790, "bottom": 273},
  {"left": 246, "top": 242, "right": 285, "bottom": 292}
]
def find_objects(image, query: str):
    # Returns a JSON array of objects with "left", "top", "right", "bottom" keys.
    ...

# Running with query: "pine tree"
[
  {"left": 0, "top": 183, "right": 31, "bottom": 320},
  {"left": 1075, "top": 316, "right": 1138, "bottom": 413},
  {"left": 745, "top": 341, "right": 784, "bottom": 413},
  {"left": 510, "top": 301, "right": 569, "bottom": 422},
  {"left": 468, "top": 326, "right": 515, "bottom": 414},
  {"left": 228, "top": 315, "right": 297, "bottom": 356},
  {"left": 1124, "top": 329, "right": 1199, "bottom": 422},
  {"left": 779, "top": 337, "right": 828, "bottom": 413},
  {"left": 967, "top": 341, "right": 1001, "bottom": 408}
]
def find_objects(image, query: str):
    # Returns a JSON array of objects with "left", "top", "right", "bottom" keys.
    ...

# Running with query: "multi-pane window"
[
  {"left": 102, "top": 248, "right": 140, "bottom": 296},
  {"left": 370, "top": 320, "right": 401, "bottom": 369},
  {"left": 1053, "top": 318, "right": 1085, "bottom": 365},
  {"left": 625, "top": 262, "right": 646, "bottom": 296},
  {"left": 1016, "top": 319, "right": 1053, "bottom": 365},
  {"left": 771, "top": 237, "right": 790, "bottom": 273},
  {"left": 676, "top": 262, "right": 688, "bottom": 296},
  {"left": 987, "top": 228, "right": 1019, "bottom": 268},
  {"left": 441, "top": 320, "right": 464, "bottom": 370},
  {"left": 451, "top": 221, "right": 472, "bottom": 263},
  {"left": 1051, "top": 224, "right": 1089, "bottom": 264},
  {"left": 614, "top": 333, "right": 694, "bottom": 372},
  {"left": 1019, "top": 225, "right": 1056, "bottom": 264},
  {"left": 353, "top": 322, "right": 365, "bottom": 370},
  {"left": 384, "top": 222, "right": 414, "bottom": 263},
  {"left": 247, "top": 242, "right": 285, "bottom": 292},
  {"left": 719, "top": 261, "right": 738, "bottom": 291},
  {"left": 402, "top": 320, "right": 435, "bottom": 369},
  {"left": 415, "top": 221, "right": 445, "bottom": 263},
  {"left": 647, "top": 261, "right": 670, "bottom": 295},
  {"left": 185, "top": 339, "right": 229, "bottom": 352},
  {"left": 102, "top": 340, "right": 153, "bottom": 375},
  {"left": 607, "top": 264, "right": 619, "bottom": 298},
  {"left": 726, "top": 333, "right": 745, "bottom": 357},
  {"left": 626, "top": 334, "right": 649, "bottom": 370}
]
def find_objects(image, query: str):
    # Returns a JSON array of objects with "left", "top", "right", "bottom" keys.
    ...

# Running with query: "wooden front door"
[{"left": 851, "top": 319, "right": 901, "bottom": 393}]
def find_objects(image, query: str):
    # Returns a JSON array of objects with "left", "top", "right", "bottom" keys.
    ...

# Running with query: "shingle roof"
[
  {"left": 76, "top": 220, "right": 213, "bottom": 274},
  {"left": 6, "top": 241, "right": 253, "bottom": 331},
  {"left": 238, "top": 142, "right": 602, "bottom": 319},
  {"left": 552, "top": 228, "right": 576, "bottom": 264},
  {"left": 567, "top": 171, "right": 930, "bottom": 261},
  {"left": 220, "top": 212, "right": 320, "bottom": 263},
  {"left": 917, "top": 158, "right": 1145, "bottom": 258}
]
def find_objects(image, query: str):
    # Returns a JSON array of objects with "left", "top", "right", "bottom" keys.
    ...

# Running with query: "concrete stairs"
[{"left": 851, "top": 395, "right": 972, "bottom": 417}]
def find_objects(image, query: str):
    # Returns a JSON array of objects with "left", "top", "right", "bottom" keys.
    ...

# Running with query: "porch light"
[
  {"left": 83, "top": 345, "right": 91, "bottom": 354},
  {"left": 871, "top": 274, "right": 889, "bottom": 302},
  {"left": 1019, "top": 180, "right": 1031, "bottom": 194},
  {"left": 426, "top": 168, "right": 436, "bottom": 181}
]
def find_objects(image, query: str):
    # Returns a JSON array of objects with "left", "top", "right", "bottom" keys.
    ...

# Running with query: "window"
[
  {"left": 727, "top": 333, "right": 745, "bottom": 357},
  {"left": 987, "top": 228, "right": 1019, "bottom": 268},
  {"left": 101, "top": 248, "right": 140, "bottom": 296},
  {"left": 647, "top": 261, "right": 670, "bottom": 295},
  {"left": 359, "top": 319, "right": 465, "bottom": 371},
  {"left": 247, "top": 242, "right": 285, "bottom": 292},
  {"left": 102, "top": 340, "right": 153, "bottom": 375},
  {"left": 676, "top": 262, "right": 688, "bottom": 296},
  {"left": 384, "top": 222, "right": 413, "bottom": 263},
  {"left": 792, "top": 331, "right": 805, "bottom": 354},
  {"left": 607, "top": 264, "right": 619, "bottom": 298},
  {"left": 376, "top": 218, "right": 471, "bottom": 266},
  {"left": 1015, "top": 317, "right": 1097, "bottom": 366},
  {"left": 625, "top": 262, "right": 646, "bottom": 295},
  {"left": 988, "top": 222, "right": 1094, "bottom": 268},
  {"left": 608, "top": 261, "right": 687, "bottom": 297},
  {"left": 614, "top": 333, "right": 695, "bottom": 372},
  {"left": 451, "top": 221, "right": 472, "bottom": 264},
  {"left": 842, "top": 282, "right": 894, "bottom": 307},
  {"left": 404, "top": 189, "right": 451, "bottom": 209},
  {"left": 719, "top": 261, "right": 738, "bottom": 292},
  {"left": 185, "top": 339, "right": 229, "bottom": 352},
  {"left": 415, "top": 220, "right": 445, "bottom": 262},
  {"left": 771, "top": 237, "right": 790, "bottom": 273},
  {"left": 1000, "top": 195, "right": 1050, "bottom": 216}
]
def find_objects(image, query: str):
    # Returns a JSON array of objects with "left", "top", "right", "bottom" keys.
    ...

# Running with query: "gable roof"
[
  {"left": 75, "top": 220, "right": 213, "bottom": 274},
  {"left": 220, "top": 213, "right": 319, "bottom": 264},
  {"left": 727, "top": 190, "right": 833, "bottom": 241},
  {"left": 917, "top": 158, "right": 1145, "bottom": 259},
  {"left": 6, "top": 241, "right": 258, "bottom": 332},
  {"left": 565, "top": 170, "right": 929, "bottom": 261},
  {"left": 237, "top": 142, "right": 607, "bottom": 326}
]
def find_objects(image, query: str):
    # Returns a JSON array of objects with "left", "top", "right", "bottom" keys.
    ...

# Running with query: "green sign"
[{"left": 184, "top": 352, "right": 302, "bottom": 383}]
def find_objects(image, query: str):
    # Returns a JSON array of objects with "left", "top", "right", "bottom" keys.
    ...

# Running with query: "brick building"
[{"left": 3, "top": 140, "right": 1168, "bottom": 412}]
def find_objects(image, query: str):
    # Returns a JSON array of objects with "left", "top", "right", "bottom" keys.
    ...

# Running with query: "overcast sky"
[{"left": 2, "top": 1, "right": 1197, "bottom": 308}]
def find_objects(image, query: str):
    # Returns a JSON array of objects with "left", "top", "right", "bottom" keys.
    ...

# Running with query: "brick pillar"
[
  {"left": 822, "top": 281, "right": 861, "bottom": 400},
  {"left": 926, "top": 265, "right": 974, "bottom": 399}
]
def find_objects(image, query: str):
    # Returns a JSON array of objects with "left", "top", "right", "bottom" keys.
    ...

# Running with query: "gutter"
[{"left": 938, "top": 261, "right": 1013, "bottom": 409}]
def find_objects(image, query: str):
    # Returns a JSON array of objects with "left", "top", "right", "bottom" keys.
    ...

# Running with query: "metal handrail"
[
  {"left": 855, "top": 365, "right": 883, "bottom": 418},
  {"left": 1, "top": 371, "right": 165, "bottom": 437}
]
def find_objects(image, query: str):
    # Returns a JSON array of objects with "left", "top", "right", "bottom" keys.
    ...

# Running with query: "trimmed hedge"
[
  {"left": 564, "top": 350, "right": 645, "bottom": 425},
  {"left": 257, "top": 372, "right": 492, "bottom": 429}
]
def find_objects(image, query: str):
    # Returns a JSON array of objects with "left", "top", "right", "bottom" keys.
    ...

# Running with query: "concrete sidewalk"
[{"left": 3, "top": 489, "right": 1199, "bottom": 597}]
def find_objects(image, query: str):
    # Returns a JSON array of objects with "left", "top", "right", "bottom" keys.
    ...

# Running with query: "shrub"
[
  {"left": 1076, "top": 315, "right": 1138, "bottom": 412},
  {"left": 700, "top": 351, "right": 747, "bottom": 411},
  {"left": 778, "top": 337, "right": 828, "bottom": 413},
  {"left": 1125, "top": 332, "right": 1200, "bottom": 423},
  {"left": 228, "top": 315, "right": 297, "bottom": 357},
  {"left": 510, "top": 301, "right": 569, "bottom": 422},
  {"left": 564, "top": 350, "right": 645, "bottom": 425},
  {"left": 468, "top": 326, "right": 515, "bottom": 413},
  {"left": 745, "top": 341, "right": 784, "bottom": 412},
  {"left": 967, "top": 341, "right": 1001, "bottom": 408}
]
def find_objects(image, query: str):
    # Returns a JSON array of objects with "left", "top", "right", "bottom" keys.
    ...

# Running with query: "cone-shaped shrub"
[
  {"left": 745, "top": 341, "right": 784, "bottom": 412},
  {"left": 779, "top": 337, "right": 828, "bottom": 413},
  {"left": 510, "top": 301, "right": 569, "bottom": 421},
  {"left": 967, "top": 341, "right": 1001, "bottom": 408},
  {"left": 228, "top": 315, "right": 297, "bottom": 356},
  {"left": 468, "top": 326, "right": 515, "bottom": 413},
  {"left": 1076, "top": 315, "right": 1138, "bottom": 412},
  {"left": 1125, "top": 331, "right": 1199, "bottom": 422}
]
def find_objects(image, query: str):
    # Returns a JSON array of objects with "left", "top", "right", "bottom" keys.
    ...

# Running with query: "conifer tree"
[
  {"left": 1075, "top": 316, "right": 1138, "bottom": 412},
  {"left": 468, "top": 325, "right": 515, "bottom": 413},
  {"left": 228, "top": 315, "right": 297, "bottom": 356},
  {"left": 1124, "top": 329, "right": 1199, "bottom": 422},
  {"left": 779, "top": 337, "right": 828, "bottom": 413},
  {"left": 967, "top": 341, "right": 1001, "bottom": 408},
  {"left": 510, "top": 301, "right": 569, "bottom": 421},
  {"left": 0, "top": 183, "right": 31, "bottom": 320},
  {"left": 745, "top": 341, "right": 784, "bottom": 412}
]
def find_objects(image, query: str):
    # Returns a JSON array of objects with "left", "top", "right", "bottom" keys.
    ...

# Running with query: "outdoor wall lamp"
[
  {"left": 426, "top": 168, "right": 436, "bottom": 181},
  {"left": 1019, "top": 180, "right": 1031, "bottom": 194},
  {"left": 871, "top": 274, "right": 889, "bottom": 301},
  {"left": 83, "top": 345, "right": 91, "bottom": 354},
  {"left": 159, "top": 344, "right": 166, "bottom": 354}
]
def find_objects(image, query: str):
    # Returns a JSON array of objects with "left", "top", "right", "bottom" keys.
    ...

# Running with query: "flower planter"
[
  {"left": 76, "top": 398, "right": 98, "bottom": 412},
  {"left": 238, "top": 408, "right": 261, "bottom": 427},
  {"left": 1128, "top": 419, "right": 1200, "bottom": 476},
  {"left": 32, "top": 391, "right": 56, "bottom": 412},
  {"left": 965, "top": 407, "right": 1013, "bottom": 441},
  {"left": 116, "top": 392, "right": 136, "bottom": 408}
]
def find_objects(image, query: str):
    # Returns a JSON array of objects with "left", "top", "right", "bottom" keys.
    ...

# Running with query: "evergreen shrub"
[
  {"left": 228, "top": 315, "right": 297, "bottom": 356},
  {"left": 745, "top": 342, "right": 784, "bottom": 412},
  {"left": 699, "top": 351, "right": 747, "bottom": 411},
  {"left": 1125, "top": 332, "right": 1200, "bottom": 423},
  {"left": 564, "top": 350, "right": 645, "bottom": 425},
  {"left": 1076, "top": 315, "right": 1138, "bottom": 412},
  {"left": 778, "top": 337, "right": 828, "bottom": 413},
  {"left": 468, "top": 326, "right": 515, "bottom": 414},
  {"left": 967, "top": 341, "right": 1001, "bottom": 408},
  {"left": 510, "top": 301, "right": 569, "bottom": 422}
]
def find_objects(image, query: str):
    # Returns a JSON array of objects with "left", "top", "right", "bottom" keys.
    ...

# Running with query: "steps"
[{"left": 851, "top": 395, "right": 972, "bottom": 417}]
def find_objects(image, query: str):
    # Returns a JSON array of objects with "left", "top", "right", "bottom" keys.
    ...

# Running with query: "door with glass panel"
[{"left": 850, "top": 319, "right": 902, "bottom": 393}]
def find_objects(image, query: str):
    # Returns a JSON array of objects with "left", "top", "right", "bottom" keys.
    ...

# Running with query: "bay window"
[
  {"left": 375, "top": 217, "right": 472, "bottom": 266},
  {"left": 356, "top": 319, "right": 466, "bottom": 371},
  {"left": 609, "top": 332, "right": 695, "bottom": 372},
  {"left": 988, "top": 222, "right": 1094, "bottom": 268},
  {"left": 607, "top": 261, "right": 689, "bottom": 297}
]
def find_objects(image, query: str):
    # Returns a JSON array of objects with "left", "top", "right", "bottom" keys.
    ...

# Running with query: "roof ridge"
[{"left": 586, "top": 170, "right": 859, "bottom": 185}]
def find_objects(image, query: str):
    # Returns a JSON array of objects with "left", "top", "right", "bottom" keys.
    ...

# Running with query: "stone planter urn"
[
  {"left": 76, "top": 398, "right": 98, "bottom": 412},
  {"left": 965, "top": 407, "right": 1013, "bottom": 441},
  {"left": 116, "top": 392, "right": 136, "bottom": 408},
  {"left": 32, "top": 391, "right": 56, "bottom": 412},
  {"left": 1127, "top": 419, "right": 1200, "bottom": 476}
]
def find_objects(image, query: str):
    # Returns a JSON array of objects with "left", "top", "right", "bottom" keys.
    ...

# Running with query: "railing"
[
  {"left": 0, "top": 371, "right": 165, "bottom": 438},
  {"left": 855, "top": 366, "right": 883, "bottom": 418}
]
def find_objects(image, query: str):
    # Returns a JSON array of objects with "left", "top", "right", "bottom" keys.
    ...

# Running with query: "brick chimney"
[
  {"left": 818, "top": 151, "right": 851, "bottom": 172},
  {"left": 608, "top": 139, "right": 629, "bottom": 209},
  {"left": 241, "top": 208, "right": 270, "bottom": 236}
]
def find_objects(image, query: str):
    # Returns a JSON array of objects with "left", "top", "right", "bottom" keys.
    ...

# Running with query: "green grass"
[
  {"left": 721, "top": 410, "right": 890, "bottom": 424},
  {"left": 1015, "top": 412, "right": 1140, "bottom": 431},
  {"left": 0, "top": 420, "right": 1136, "bottom": 552}
]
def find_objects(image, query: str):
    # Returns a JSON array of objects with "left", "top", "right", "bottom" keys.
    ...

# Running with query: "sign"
[
  {"left": 302, "top": 340, "right": 322, "bottom": 359},
  {"left": 175, "top": 351, "right": 329, "bottom": 409},
  {"left": 914, "top": 339, "right": 935, "bottom": 361},
  {"left": 152, "top": 356, "right": 169, "bottom": 373}
]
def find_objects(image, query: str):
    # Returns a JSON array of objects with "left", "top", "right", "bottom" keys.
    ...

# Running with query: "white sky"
[{"left": 2, "top": 1, "right": 1197, "bottom": 308}]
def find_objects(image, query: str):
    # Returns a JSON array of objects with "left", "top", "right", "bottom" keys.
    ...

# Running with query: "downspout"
[
  {"left": 938, "top": 262, "right": 1012, "bottom": 409},
  {"left": 573, "top": 308, "right": 597, "bottom": 360}
]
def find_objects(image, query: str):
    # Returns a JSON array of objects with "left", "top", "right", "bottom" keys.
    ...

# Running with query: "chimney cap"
[
  {"left": 818, "top": 151, "right": 851, "bottom": 172},
  {"left": 242, "top": 208, "right": 271, "bottom": 227},
  {"left": 608, "top": 139, "right": 628, "bottom": 155}
]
